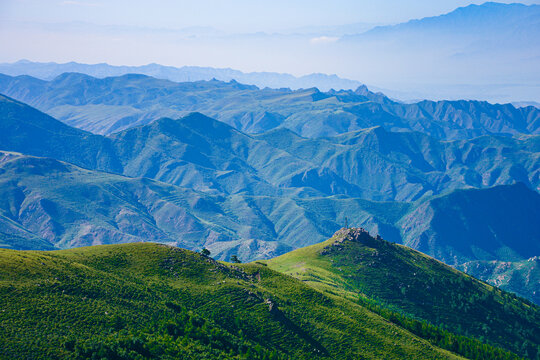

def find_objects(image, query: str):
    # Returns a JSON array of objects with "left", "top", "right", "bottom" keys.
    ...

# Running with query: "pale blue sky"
[
  {"left": 2, "top": 0, "right": 540, "bottom": 32},
  {"left": 1, "top": 0, "right": 539, "bottom": 103}
]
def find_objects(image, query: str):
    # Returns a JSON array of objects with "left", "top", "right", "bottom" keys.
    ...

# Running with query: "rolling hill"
[
  {"left": 266, "top": 228, "right": 540, "bottom": 358},
  {"left": 0, "top": 243, "right": 465, "bottom": 360},
  {"left": 0, "top": 241, "right": 532, "bottom": 359}
]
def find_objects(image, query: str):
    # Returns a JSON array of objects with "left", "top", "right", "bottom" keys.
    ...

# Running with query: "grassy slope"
[
  {"left": 266, "top": 228, "right": 540, "bottom": 358},
  {"left": 0, "top": 243, "right": 463, "bottom": 360}
]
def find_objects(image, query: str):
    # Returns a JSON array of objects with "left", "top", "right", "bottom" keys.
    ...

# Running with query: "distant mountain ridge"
[
  {"left": 359, "top": 2, "right": 540, "bottom": 37},
  {"left": 0, "top": 59, "right": 363, "bottom": 92},
  {"left": 336, "top": 2, "right": 540, "bottom": 103},
  {"left": 3, "top": 2, "right": 540, "bottom": 103},
  {"left": 0, "top": 72, "right": 538, "bottom": 140}
]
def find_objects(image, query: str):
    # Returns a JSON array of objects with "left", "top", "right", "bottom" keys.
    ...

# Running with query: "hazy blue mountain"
[
  {"left": 0, "top": 73, "right": 539, "bottom": 140},
  {"left": 1, "top": 94, "right": 537, "bottom": 202},
  {"left": 336, "top": 2, "right": 540, "bottom": 103},
  {"left": 356, "top": 2, "right": 540, "bottom": 40},
  {"left": 3, "top": 3, "right": 540, "bottom": 104},
  {"left": 0, "top": 94, "right": 120, "bottom": 172},
  {"left": 0, "top": 59, "right": 363, "bottom": 92}
]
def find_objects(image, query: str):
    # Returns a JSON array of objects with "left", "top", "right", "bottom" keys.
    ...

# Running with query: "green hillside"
[
  {"left": 266, "top": 228, "right": 540, "bottom": 358},
  {"left": 0, "top": 243, "right": 470, "bottom": 360}
]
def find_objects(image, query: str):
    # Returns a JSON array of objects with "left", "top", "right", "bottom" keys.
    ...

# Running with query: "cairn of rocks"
[{"left": 321, "top": 227, "right": 373, "bottom": 255}]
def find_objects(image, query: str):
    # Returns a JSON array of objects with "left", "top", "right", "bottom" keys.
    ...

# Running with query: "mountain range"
[
  {"left": 0, "top": 93, "right": 538, "bottom": 304},
  {"left": 0, "top": 72, "right": 538, "bottom": 139},
  {"left": 0, "top": 59, "right": 363, "bottom": 93},
  {"left": 2, "top": 2, "right": 540, "bottom": 358}
]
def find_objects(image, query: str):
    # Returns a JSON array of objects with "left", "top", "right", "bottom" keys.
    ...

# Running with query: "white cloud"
[{"left": 309, "top": 36, "right": 339, "bottom": 45}]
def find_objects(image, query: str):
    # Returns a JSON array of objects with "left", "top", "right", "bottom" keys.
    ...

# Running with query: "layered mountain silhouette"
[
  {"left": 0, "top": 59, "right": 363, "bottom": 92},
  {"left": 338, "top": 2, "right": 540, "bottom": 102},
  {"left": 0, "top": 73, "right": 538, "bottom": 139}
]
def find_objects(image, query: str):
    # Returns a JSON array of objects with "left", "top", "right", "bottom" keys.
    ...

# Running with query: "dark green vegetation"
[
  {"left": 0, "top": 72, "right": 538, "bottom": 138},
  {"left": 0, "top": 243, "right": 469, "bottom": 360},
  {"left": 266, "top": 228, "right": 540, "bottom": 359},
  {"left": 0, "top": 93, "right": 539, "bottom": 302},
  {"left": 357, "top": 296, "right": 522, "bottom": 360}
]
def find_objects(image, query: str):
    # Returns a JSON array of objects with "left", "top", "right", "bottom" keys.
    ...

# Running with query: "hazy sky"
[
  {"left": 1, "top": 0, "right": 539, "bottom": 102},
  {"left": 2, "top": 0, "right": 540, "bottom": 32}
]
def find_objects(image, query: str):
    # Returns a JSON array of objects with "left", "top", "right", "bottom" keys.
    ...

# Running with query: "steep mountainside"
[
  {"left": 266, "top": 228, "right": 540, "bottom": 359},
  {"left": 0, "top": 94, "right": 119, "bottom": 173},
  {"left": 0, "top": 150, "right": 404, "bottom": 259},
  {"left": 1, "top": 94, "right": 537, "bottom": 203},
  {"left": 0, "top": 151, "right": 290, "bottom": 257},
  {"left": 0, "top": 73, "right": 538, "bottom": 139},
  {"left": 399, "top": 183, "right": 540, "bottom": 265},
  {"left": 0, "top": 243, "right": 472, "bottom": 360},
  {"left": 256, "top": 127, "right": 539, "bottom": 201},
  {"left": 457, "top": 257, "right": 540, "bottom": 306}
]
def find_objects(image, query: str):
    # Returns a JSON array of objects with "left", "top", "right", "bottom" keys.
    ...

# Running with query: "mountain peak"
[
  {"left": 322, "top": 227, "right": 384, "bottom": 255},
  {"left": 51, "top": 72, "right": 94, "bottom": 83}
]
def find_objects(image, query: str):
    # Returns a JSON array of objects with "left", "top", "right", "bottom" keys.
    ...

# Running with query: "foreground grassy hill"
[
  {"left": 266, "top": 228, "right": 540, "bottom": 359},
  {"left": 0, "top": 243, "right": 474, "bottom": 360}
]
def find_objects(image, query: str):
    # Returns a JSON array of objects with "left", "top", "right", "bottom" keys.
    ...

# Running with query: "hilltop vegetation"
[
  {"left": 0, "top": 242, "right": 472, "bottom": 360},
  {"left": 266, "top": 228, "right": 540, "bottom": 358}
]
